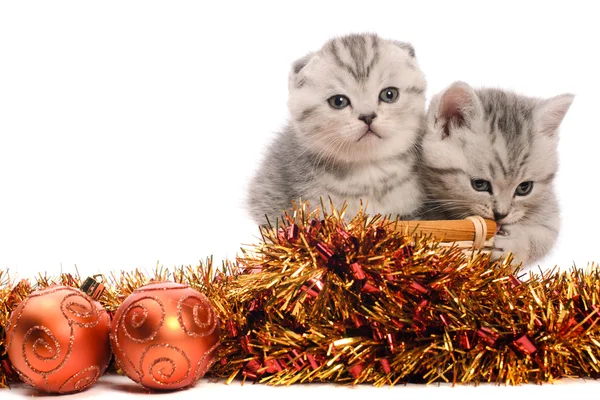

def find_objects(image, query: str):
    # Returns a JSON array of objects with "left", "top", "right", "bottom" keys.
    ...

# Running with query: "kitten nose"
[
  {"left": 493, "top": 210, "right": 509, "bottom": 221},
  {"left": 358, "top": 113, "right": 377, "bottom": 126}
]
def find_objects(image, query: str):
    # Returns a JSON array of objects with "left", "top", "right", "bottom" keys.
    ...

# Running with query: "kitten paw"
[
  {"left": 491, "top": 248, "right": 509, "bottom": 262},
  {"left": 492, "top": 230, "right": 528, "bottom": 266}
]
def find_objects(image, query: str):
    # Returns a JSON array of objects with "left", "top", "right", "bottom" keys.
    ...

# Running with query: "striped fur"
[
  {"left": 419, "top": 81, "right": 574, "bottom": 266},
  {"left": 247, "top": 33, "right": 427, "bottom": 225}
]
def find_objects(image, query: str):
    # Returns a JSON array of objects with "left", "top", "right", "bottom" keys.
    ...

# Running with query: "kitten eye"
[
  {"left": 379, "top": 87, "right": 399, "bottom": 103},
  {"left": 515, "top": 181, "right": 534, "bottom": 196},
  {"left": 327, "top": 95, "right": 351, "bottom": 109},
  {"left": 471, "top": 178, "right": 491, "bottom": 193}
]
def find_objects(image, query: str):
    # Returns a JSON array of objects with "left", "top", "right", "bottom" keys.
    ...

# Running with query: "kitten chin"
[
  {"left": 419, "top": 81, "right": 574, "bottom": 266},
  {"left": 247, "top": 33, "right": 427, "bottom": 226}
]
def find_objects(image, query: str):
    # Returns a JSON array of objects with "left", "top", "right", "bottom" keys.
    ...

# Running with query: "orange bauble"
[
  {"left": 5, "top": 285, "right": 112, "bottom": 394},
  {"left": 109, "top": 282, "right": 221, "bottom": 390}
]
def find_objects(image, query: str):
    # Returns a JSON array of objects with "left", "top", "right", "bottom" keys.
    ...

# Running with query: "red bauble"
[
  {"left": 109, "top": 282, "right": 220, "bottom": 390},
  {"left": 5, "top": 285, "right": 111, "bottom": 394}
]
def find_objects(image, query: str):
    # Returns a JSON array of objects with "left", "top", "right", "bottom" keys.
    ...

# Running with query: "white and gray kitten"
[
  {"left": 420, "top": 81, "right": 574, "bottom": 266},
  {"left": 247, "top": 33, "right": 427, "bottom": 225}
]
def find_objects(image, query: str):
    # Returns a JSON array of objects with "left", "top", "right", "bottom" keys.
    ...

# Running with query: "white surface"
[
  {"left": 3, "top": 374, "right": 600, "bottom": 400},
  {"left": 0, "top": 0, "right": 599, "bottom": 398}
]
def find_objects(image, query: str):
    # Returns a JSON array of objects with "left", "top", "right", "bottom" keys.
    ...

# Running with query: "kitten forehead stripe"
[
  {"left": 493, "top": 150, "right": 508, "bottom": 178},
  {"left": 347, "top": 34, "right": 373, "bottom": 80},
  {"left": 488, "top": 113, "right": 497, "bottom": 134},
  {"left": 328, "top": 41, "right": 359, "bottom": 81},
  {"left": 518, "top": 151, "right": 530, "bottom": 169},
  {"left": 513, "top": 149, "right": 530, "bottom": 177},
  {"left": 367, "top": 35, "right": 380, "bottom": 75},
  {"left": 488, "top": 163, "right": 496, "bottom": 179}
]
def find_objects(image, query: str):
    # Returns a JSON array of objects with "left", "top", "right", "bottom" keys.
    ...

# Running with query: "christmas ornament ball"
[
  {"left": 109, "top": 281, "right": 221, "bottom": 390},
  {"left": 5, "top": 285, "right": 112, "bottom": 394}
]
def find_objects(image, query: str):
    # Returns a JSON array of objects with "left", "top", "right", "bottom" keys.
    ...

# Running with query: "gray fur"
[
  {"left": 247, "top": 33, "right": 427, "bottom": 225},
  {"left": 419, "top": 81, "right": 574, "bottom": 266}
]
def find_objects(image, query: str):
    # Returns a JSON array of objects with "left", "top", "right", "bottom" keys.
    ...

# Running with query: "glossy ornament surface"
[
  {"left": 109, "top": 281, "right": 220, "bottom": 390},
  {"left": 6, "top": 285, "right": 111, "bottom": 394}
]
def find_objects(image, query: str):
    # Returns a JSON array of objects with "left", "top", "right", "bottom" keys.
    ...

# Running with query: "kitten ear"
[
  {"left": 392, "top": 41, "right": 416, "bottom": 58},
  {"left": 291, "top": 53, "right": 314, "bottom": 75},
  {"left": 433, "top": 81, "right": 482, "bottom": 139},
  {"left": 289, "top": 52, "right": 315, "bottom": 89},
  {"left": 534, "top": 93, "right": 575, "bottom": 136}
]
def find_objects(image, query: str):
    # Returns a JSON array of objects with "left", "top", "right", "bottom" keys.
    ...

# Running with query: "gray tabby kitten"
[
  {"left": 247, "top": 33, "right": 427, "bottom": 225},
  {"left": 420, "top": 81, "right": 574, "bottom": 266}
]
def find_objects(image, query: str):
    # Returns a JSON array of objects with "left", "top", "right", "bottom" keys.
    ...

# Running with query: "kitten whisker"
[
  {"left": 422, "top": 199, "right": 474, "bottom": 205},
  {"left": 282, "top": 121, "right": 351, "bottom": 168}
]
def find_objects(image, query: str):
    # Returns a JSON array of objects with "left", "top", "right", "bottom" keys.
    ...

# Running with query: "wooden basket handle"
[{"left": 393, "top": 217, "right": 496, "bottom": 247}]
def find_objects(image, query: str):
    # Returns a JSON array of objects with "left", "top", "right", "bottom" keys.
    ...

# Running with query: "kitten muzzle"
[{"left": 357, "top": 129, "right": 382, "bottom": 142}]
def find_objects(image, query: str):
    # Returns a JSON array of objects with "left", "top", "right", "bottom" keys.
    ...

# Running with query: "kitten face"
[
  {"left": 287, "top": 34, "right": 427, "bottom": 163},
  {"left": 421, "top": 82, "right": 573, "bottom": 227}
]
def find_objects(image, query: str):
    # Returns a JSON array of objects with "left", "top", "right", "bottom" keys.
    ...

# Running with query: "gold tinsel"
[
  {"left": 0, "top": 270, "right": 32, "bottom": 388},
  {"left": 1, "top": 203, "right": 600, "bottom": 388}
]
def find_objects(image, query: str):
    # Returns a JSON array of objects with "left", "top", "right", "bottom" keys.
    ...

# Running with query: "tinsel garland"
[{"left": 1, "top": 204, "right": 600, "bottom": 388}]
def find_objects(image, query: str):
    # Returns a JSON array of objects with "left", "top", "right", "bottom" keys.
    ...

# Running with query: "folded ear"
[
  {"left": 392, "top": 41, "right": 416, "bottom": 58},
  {"left": 433, "top": 81, "right": 483, "bottom": 139},
  {"left": 291, "top": 52, "right": 314, "bottom": 74},
  {"left": 288, "top": 52, "right": 315, "bottom": 89},
  {"left": 534, "top": 93, "right": 575, "bottom": 136}
]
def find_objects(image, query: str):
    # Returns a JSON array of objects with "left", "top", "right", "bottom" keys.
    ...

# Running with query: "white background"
[{"left": 1, "top": 1, "right": 599, "bottom": 399}]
